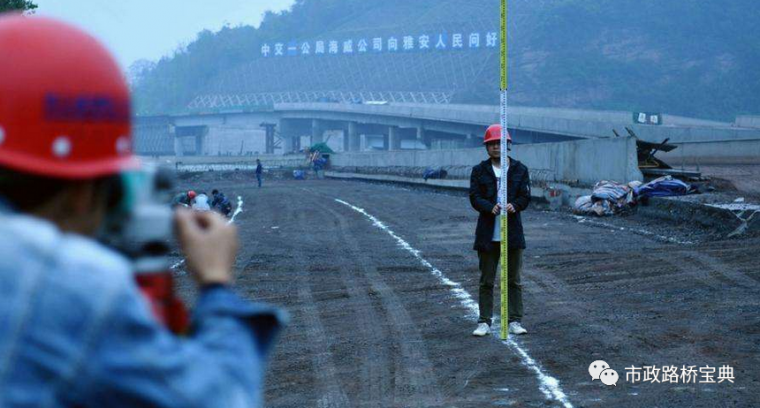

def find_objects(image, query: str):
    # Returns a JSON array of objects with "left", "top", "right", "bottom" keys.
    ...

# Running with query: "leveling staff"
[{"left": 469, "top": 124, "right": 531, "bottom": 337}]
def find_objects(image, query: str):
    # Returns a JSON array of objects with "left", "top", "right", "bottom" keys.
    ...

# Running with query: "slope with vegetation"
[
  {"left": 0, "top": 0, "right": 37, "bottom": 13},
  {"left": 131, "top": 0, "right": 760, "bottom": 121}
]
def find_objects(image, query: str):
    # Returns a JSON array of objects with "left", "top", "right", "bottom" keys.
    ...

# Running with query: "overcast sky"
[{"left": 35, "top": 0, "right": 296, "bottom": 69}]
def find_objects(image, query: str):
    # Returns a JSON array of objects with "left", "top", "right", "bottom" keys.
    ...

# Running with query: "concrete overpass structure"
[
  {"left": 135, "top": 103, "right": 760, "bottom": 163},
  {"left": 157, "top": 103, "right": 591, "bottom": 157},
  {"left": 274, "top": 103, "right": 585, "bottom": 154}
]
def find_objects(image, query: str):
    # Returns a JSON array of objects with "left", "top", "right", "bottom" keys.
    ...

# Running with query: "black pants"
[{"left": 477, "top": 246, "right": 524, "bottom": 326}]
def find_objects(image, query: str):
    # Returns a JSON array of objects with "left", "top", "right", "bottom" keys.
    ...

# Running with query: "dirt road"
[
  {"left": 693, "top": 164, "right": 760, "bottom": 199},
  {"left": 175, "top": 176, "right": 759, "bottom": 407}
]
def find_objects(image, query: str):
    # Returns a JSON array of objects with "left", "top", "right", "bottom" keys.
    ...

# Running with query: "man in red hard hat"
[
  {"left": 171, "top": 189, "right": 196, "bottom": 208},
  {"left": 469, "top": 124, "right": 531, "bottom": 337},
  {"left": 0, "top": 15, "right": 283, "bottom": 407}
]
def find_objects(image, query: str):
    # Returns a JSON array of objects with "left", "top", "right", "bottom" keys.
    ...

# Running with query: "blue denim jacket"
[{"left": 0, "top": 203, "right": 285, "bottom": 407}]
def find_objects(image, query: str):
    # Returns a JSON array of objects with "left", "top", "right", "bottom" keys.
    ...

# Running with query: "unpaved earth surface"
[
  {"left": 174, "top": 177, "right": 760, "bottom": 408},
  {"left": 683, "top": 164, "right": 760, "bottom": 200}
]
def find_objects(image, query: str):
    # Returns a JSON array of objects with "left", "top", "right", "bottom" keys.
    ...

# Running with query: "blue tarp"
[
  {"left": 312, "top": 157, "right": 328, "bottom": 171},
  {"left": 423, "top": 167, "right": 448, "bottom": 181},
  {"left": 636, "top": 176, "right": 691, "bottom": 198}
]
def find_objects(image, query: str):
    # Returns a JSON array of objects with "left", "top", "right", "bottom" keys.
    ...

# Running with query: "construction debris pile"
[{"left": 574, "top": 176, "right": 696, "bottom": 216}]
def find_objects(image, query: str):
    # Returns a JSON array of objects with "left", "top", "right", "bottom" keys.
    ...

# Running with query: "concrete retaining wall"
[
  {"left": 142, "top": 155, "right": 306, "bottom": 171},
  {"left": 657, "top": 138, "right": 760, "bottom": 165},
  {"left": 735, "top": 116, "right": 760, "bottom": 128},
  {"left": 330, "top": 136, "right": 643, "bottom": 186},
  {"left": 630, "top": 124, "right": 760, "bottom": 144},
  {"left": 325, "top": 171, "right": 592, "bottom": 204},
  {"left": 193, "top": 125, "right": 266, "bottom": 156},
  {"left": 173, "top": 112, "right": 283, "bottom": 156}
]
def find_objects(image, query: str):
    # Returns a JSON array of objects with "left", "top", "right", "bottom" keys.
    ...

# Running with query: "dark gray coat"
[{"left": 469, "top": 157, "right": 531, "bottom": 251}]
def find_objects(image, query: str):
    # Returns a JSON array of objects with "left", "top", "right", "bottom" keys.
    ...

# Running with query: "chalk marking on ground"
[
  {"left": 171, "top": 196, "right": 244, "bottom": 270},
  {"left": 335, "top": 199, "right": 573, "bottom": 408},
  {"left": 573, "top": 216, "right": 694, "bottom": 245},
  {"left": 229, "top": 195, "right": 244, "bottom": 223}
]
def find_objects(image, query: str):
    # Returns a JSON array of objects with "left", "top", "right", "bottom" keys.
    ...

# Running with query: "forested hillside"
[{"left": 132, "top": 0, "right": 760, "bottom": 121}]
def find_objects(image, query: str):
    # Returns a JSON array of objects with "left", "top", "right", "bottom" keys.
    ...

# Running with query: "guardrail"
[{"left": 175, "top": 158, "right": 305, "bottom": 172}]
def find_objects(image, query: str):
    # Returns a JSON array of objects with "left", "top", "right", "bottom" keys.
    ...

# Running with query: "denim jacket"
[{"left": 0, "top": 202, "right": 285, "bottom": 407}]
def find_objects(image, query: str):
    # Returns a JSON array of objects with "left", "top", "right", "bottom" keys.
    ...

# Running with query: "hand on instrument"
[
  {"left": 506, "top": 203, "right": 516, "bottom": 214},
  {"left": 491, "top": 204, "right": 501, "bottom": 215}
]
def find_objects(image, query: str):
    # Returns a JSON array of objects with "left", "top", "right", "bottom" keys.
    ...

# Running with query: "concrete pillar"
[
  {"left": 195, "top": 134, "right": 205, "bottom": 156},
  {"left": 279, "top": 119, "right": 291, "bottom": 154},
  {"left": 466, "top": 132, "right": 478, "bottom": 148},
  {"left": 171, "top": 125, "right": 183, "bottom": 156},
  {"left": 266, "top": 128, "right": 274, "bottom": 154},
  {"left": 348, "top": 122, "right": 360, "bottom": 151},
  {"left": 311, "top": 119, "right": 323, "bottom": 146},
  {"left": 279, "top": 119, "right": 305, "bottom": 154},
  {"left": 389, "top": 126, "right": 401, "bottom": 151},
  {"left": 342, "top": 127, "right": 350, "bottom": 152},
  {"left": 283, "top": 136, "right": 294, "bottom": 155},
  {"left": 360, "top": 134, "right": 367, "bottom": 151},
  {"left": 261, "top": 123, "right": 276, "bottom": 154},
  {"left": 173, "top": 138, "right": 183, "bottom": 156},
  {"left": 416, "top": 124, "right": 428, "bottom": 149}
]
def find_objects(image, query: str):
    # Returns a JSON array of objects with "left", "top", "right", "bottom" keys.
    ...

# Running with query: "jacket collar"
[
  {"left": 0, "top": 196, "right": 15, "bottom": 215},
  {"left": 482, "top": 156, "right": 520, "bottom": 177}
]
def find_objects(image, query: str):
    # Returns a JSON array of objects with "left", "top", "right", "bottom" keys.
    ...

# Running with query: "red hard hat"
[
  {"left": 0, "top": 15, "right": 138, "bottom": 179},
  {"left": 188, "top": 190, "right": 197, "bottom": 200},
  {"left": 484, "top": 124, "right": 512, "bottom": 144}
]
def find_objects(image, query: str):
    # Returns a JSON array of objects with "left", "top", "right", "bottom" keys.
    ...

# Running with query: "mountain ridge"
[{"left": 133, "top": 0, "right": 760, "bottom": 121}]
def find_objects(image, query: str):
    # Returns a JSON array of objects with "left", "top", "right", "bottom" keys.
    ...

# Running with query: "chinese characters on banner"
[{"left": 260, "top": 31, "right": 499, "bottom": 57}]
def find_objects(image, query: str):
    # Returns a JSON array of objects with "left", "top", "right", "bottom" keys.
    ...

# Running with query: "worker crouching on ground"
[
  {"left": 0, "top": 16, "right": 284, "bottom": 407},
  {"left": 469, "top": 124, "right": 531, "bottom": 337},
  {"left": 171, "top": 189, "right": 196, "bottom": 208},
  {"left": 212, "top": 189, "right": 233, "bottom": 217},
  {"left": 192, "top": 191, "right": 211, "bottom": 211}
]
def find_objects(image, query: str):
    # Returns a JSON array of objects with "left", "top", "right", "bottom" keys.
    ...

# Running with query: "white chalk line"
[
  {"left": 335, "top": 199, "right": 573, "bottom": 408},
  {"left": 230, "top": 195, "right": 244, "bottom": 223},
  {"left": 572, "top": 216, "right": 694, "bottom": 245},
  {"left": 171, "top": 196, "right": 244, "bottom": 270}
]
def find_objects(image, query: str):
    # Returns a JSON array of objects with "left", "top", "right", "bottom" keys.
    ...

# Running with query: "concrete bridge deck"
[{"left": 135, "top": 103, "right": 760, "bottom": 164}]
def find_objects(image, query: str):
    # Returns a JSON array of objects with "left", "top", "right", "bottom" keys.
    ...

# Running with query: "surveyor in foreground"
[
  {"left": 469, "top": 124, "right": 531, "bottom": 337},
  {"left": 0, "top": 15, "right": 283, "bottom": 407}
]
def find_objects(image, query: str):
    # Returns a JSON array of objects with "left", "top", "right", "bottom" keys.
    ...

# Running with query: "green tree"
[{"left": 0, "top": 0, "right": 38, "bottom": 13}]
